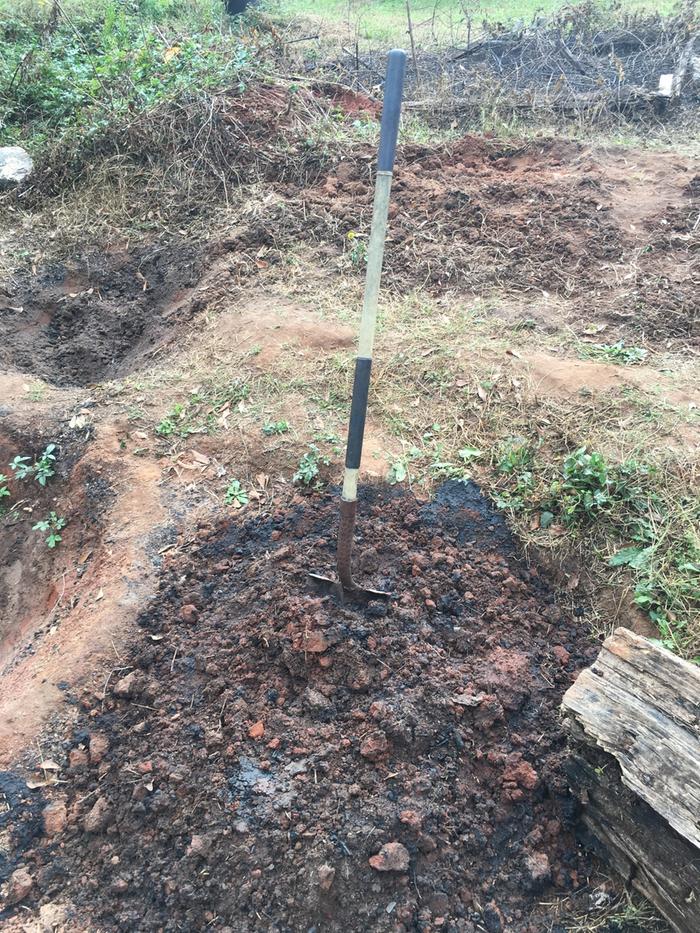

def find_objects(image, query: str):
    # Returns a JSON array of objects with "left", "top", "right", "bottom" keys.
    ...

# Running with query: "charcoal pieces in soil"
[{"left": 14, "top": 481, "right": 600, "bottom": 931}]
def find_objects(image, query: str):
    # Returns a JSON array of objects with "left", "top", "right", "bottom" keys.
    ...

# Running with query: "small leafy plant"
[
  {"left": 293, "top": 445, "right": 329, "bottom": 487},
  {"left": 33, "top": 512, "right": 67, "bottom": 548},
  {"left": 34, "top": 444, "right": 57, "bottom": 486},
  {"left": 263, "top": 421, "right": 290, "bottom": 436},
  {"left": 224, "top": 480, "right": 249, "bottom": 508},
  {"left": 583, "top": 341, "right": 648, "bottom": 365},
  {"left": 0, "top": 474, "right": 10, "bottom": 499},
  {"left": 156, "top": 403, "right": 186, "bottom": 437},
  {"left": 10, "top": 455, "right": 33, "bottom": 480},
  {"left": 9, "top": 444, "right": 57, "bottom": 485},
  {"left": 387, "top": 458, "right": 408, "bottom": 485},
  {"left": 346, "top": 231, "right": 367, "bottom": 266}
]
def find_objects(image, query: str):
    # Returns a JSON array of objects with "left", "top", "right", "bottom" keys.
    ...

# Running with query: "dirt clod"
[
  {"left": 82, "top": 797, "right": 112, "bottom": 834},
  {"left": 112, "top": 671, "right": 143, "bottom": 699},
  {"left": 42, "top": 800, "right": 67, "bottom": 838},
  {"left": 88, "top": 733, "right": 109, "bottom": 765},
  {"left": 369, "top": 842, "right": 410, "bottom": 873},
  {"left": 5, "top": 866, "right": 34, "bottom": 905},
  {"left": 318, "top": 864, "right": 336, "bottom": 891}
]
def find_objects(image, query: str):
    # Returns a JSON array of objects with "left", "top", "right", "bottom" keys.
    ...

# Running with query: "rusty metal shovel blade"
[
  {"left": 308, "top": 499, "right": 391, "bottom": 604},
  {"left": 307, "top": 572, "right": 391, "bottom": 605}
]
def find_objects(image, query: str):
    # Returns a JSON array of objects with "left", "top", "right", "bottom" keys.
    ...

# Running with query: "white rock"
[{"left": 0, "top": 146, "right": 33, "bottom": 188}]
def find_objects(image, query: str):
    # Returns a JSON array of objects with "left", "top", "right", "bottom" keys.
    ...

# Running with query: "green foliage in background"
[{"left": 0, "top": 0, "right": 255, "bottom": 149}]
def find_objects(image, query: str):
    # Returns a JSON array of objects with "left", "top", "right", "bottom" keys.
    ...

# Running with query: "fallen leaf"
[
  {"left": 477, "top": 385, "right": 488, "bottom": 402},
  {"left": 256, "top": 473, "right": 269, "bottom": 489},
  {"left": 164, "top": 45, "right": 181, "bottom": 62},
  {"left": 95, "top": 588, "right": 104, "bottom": 602},
  {"left": 39, "top": 759, "right": 61, "bottom": 772},
  {"left": 26, "top": 777, "right": 58, "bottom": 789},
  {"left": 505, "top": 348, "right": 522, "bottom": 359}
]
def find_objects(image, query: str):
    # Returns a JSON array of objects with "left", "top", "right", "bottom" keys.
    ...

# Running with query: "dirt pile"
[{"left": 2, "top": 482, "right": 604, "bottom": 932}]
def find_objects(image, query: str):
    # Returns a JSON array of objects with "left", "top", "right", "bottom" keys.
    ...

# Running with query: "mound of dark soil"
[{"left": 4, "top": 482, "right": 605, "bottom": 931}]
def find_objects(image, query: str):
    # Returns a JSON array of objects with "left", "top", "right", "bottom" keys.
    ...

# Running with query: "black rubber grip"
[
  {"left": 377, "top": 49, "right": 407, "bottom": 173},
  {"left": 345, "top": 357, "right": 372, "bottom": 470}
]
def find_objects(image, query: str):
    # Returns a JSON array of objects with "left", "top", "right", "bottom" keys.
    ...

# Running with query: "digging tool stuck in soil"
[{"left": 310, "top": 50, "right": 406, "bottom": 604}]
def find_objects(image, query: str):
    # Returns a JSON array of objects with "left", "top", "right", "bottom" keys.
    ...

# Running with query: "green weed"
[
  {"left": 581, "top": 340, "right": 648, "bottom": 366},
  {"left": 0, "top": 474, "right": 10, "bottom": 499},
  {"left": 346, "top": 231, "right": 367, "bottom": 267},
  {"left": 33, "top": 511, "right": 67, "bottom": 548},
  {"left": 224, "top": 479, "right": 249, "bottom": 508},
  {"left": 9, "top": 444, "right": 57, "bottom": 485},
  {"left": 387, "top": 458, "right": 409, "bottom": 485},
  {"left": 0, "top": 2, "right": 254, "bottom": 150},
  {"left": 293, "top": 444, "right": 329, "bottom": 486},
  {"left": 263, "top": 421, "right": 289, "bottom": 436}
]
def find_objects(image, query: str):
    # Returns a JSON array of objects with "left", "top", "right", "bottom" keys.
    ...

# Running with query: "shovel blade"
[{"left": 307, "top": 572, "right": 391, "bottom": 604}]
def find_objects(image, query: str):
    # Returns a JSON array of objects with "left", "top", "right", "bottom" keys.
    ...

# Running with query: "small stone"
[
  {"left": 0, "top": 146, "right": 33, "bottom": 188},
  {"left": 233, "top": 819, "right": 250, "bottom": 834},
  {"left": 111, "top": 878, "right": 129, "bottom": 894},
  {"left": 68, "top": 747, "right": 88, "bottom": 769},
  {"left": 525, "top": 851, "right": 551, "bottom": 884},
  {"left": 304, "top": 687, "right": 331, "bottom": 711},
  {"left": 302, "top": 630, "right": 330, "bottom": 653},
  {"left": 186, "top": 834, "right": 212, "bottom": 857},
  {"left": 430, "top": 891, "right": 450, "bottom": 914},
  {"left": 248, "top": 721, "right": 265, "bottom": 740},
  {"left": 89, "top": 732, "right": 109, "bottom": 764},
  {"left": 43, "top": 800, "right": 67, "bottom": 837},
  {"left": 482, "top": 903, "right": 503, "bottom": 933},
  {"left": 360, "top": 731, "right": 390, "bottom": 761},
  {"left": 6, "top": 867, "right": 33, "bottom": 904},
  {"left": 83, "top": 797, "right": 113, "bottom": 833},
  {"left": 113, "top": 671, "right": 143, "bottom": 699},
  {"left": 552, "top": 645, "right": 570, "bottom": 665},
  {"left": 180, "top": 604, "right": 199, "bottom": 624},
  {"left": 369, "top": 842, "right": 410, "bottom": 872},
  {"left": 317, "top": 864, "right": 335, "bottom": 891},
  {"left": 38, "top": 903, "right": 69, "bottom": 930},
  {"left": 399, "top": 809, "right": 422, "bottom": 831}
]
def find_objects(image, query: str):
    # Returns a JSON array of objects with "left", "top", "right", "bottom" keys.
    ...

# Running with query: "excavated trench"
[
  {"left": 0, "top": 424, "right": 110, "bottom": 669},
  {"left": 0, "top": 244, "right": 203, "bottom": 387},
  {"left": 1, "top": 481, "right": 608, "bottom": 932}
]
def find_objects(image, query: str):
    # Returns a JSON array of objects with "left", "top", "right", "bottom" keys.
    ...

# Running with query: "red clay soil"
[
  {"left": 1, "top": 481, "right": 607, "bottom": 932},
  {"left": 281, "top": 136, "right": 697, "bottom": 342}
]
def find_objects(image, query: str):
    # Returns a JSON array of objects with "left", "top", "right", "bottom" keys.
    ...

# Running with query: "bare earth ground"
[{"left": 0, "top": 92, "right": 698, "bottom": 930}]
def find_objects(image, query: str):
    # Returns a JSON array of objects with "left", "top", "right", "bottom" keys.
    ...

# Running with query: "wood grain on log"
[{"left": 562, "top": 628, "right": 700, "bottom": 933}]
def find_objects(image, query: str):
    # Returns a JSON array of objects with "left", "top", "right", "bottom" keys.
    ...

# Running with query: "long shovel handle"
[
  {"left": 338, "top": 49, "right": 406, "bottom": 589},
  {"left": 341, "top": 48, "right": 407, "bottom": 506}
]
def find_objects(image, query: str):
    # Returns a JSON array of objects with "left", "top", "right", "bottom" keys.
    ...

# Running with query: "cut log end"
[{"left": 562, "top": 628, "right": 700, "bottom": 933}]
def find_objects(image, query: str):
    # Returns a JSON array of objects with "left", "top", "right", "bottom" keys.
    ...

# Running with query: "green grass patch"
[{"left": 266, "top": 0, "right": 677, "bottom": 44}]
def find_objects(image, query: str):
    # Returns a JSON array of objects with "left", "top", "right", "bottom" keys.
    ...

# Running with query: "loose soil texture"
[{"left": 2, "top": 482, "right": 605, "bottom": 932}]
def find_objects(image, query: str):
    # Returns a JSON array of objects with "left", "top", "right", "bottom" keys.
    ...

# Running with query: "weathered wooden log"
[{"left": 562, "top": 627, "right": 700, "bottom": 933}]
